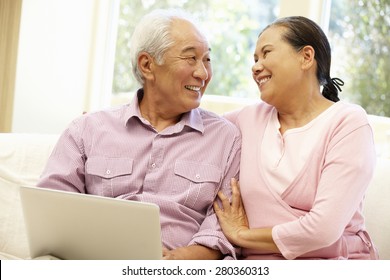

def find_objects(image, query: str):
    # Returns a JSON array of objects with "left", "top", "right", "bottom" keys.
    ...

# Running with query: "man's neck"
[{"left": 138, "top": 92, "right": 182, "bottom": 132}]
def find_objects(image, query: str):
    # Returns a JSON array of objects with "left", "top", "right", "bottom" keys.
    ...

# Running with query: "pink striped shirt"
[{"left": 37, "top": 90, "right": 241, "bottom": 259}]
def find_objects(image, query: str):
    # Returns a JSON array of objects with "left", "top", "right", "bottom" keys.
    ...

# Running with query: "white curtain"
[{"left": 0, "top": 0, "right": 22, "bottom": 132}]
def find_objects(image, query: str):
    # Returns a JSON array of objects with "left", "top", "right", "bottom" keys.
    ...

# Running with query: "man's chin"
[{"left": 184, "top": 100, "right": 202, "bottom": 112}]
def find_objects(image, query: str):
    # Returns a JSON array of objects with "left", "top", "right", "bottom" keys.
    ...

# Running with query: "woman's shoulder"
[
  {"left": 223, "top": 101, "right": 273, "bottom": 126},
  {"left": 332, "top": 101, "right": 370, "bottom": 125},
  {"left": 322, "top": 101, "right": 374, "bottom": 143}
]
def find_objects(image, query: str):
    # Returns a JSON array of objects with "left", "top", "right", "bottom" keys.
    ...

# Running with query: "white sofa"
[{"left": 1, "top": 128, "right": 390, "bottom": 260}]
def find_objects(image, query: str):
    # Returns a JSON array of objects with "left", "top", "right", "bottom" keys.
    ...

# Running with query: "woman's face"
[{"left": 252, "top": 26, "right": 304, "bottom": 106}]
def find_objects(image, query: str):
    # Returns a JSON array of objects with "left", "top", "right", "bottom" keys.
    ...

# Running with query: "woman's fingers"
[
  {"left": 217, "top": 190, "right": 231, "bottom": 211},
  {"left": 213, "top": 200, "right": 222, "bottom": 213},
  {"left": 231, "top": 178, "right": 242, "bottom": 209},
  {"left": 214, "top": 178, "right": 244, "bottom": 217}
]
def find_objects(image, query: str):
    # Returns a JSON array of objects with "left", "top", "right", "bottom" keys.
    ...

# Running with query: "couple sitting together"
[{"left": 37, "top": 9, "right": 378, "bottom": 260}]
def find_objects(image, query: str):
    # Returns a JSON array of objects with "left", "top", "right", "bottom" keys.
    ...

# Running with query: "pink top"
[
  {"left": 225, "top": 101, "right": 378, "bottom": 259},
  {"left": 37, "top": 90, "right": 241, "bottom": 259},
  {"left": 262, "top": 103, "right": 347, "bottom": 195}
]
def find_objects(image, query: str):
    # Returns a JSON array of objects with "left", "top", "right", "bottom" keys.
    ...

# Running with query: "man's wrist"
[{"left": 165, "top": 245, "right": 222, "bottom": 260}]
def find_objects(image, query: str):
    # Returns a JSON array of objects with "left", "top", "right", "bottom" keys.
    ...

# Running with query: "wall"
[
  {"left": 279, "top": 0, "right": 329, "bottom": 26},
  {"left": 11, "top": 0, "right": 118, "bottom": 134}
]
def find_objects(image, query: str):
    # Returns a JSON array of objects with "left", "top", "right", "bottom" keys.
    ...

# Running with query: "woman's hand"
[{"left": 213, "top": 178, "right": 249, "bottom": 245}]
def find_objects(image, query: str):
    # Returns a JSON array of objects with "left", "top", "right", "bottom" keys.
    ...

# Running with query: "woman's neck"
[{"left": 277, "top": 95, "right": 334, "bottom": 134}]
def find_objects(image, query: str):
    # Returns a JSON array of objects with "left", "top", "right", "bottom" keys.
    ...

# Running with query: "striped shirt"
[{"left": 37, "top": 90, "right": 241, "bottom": 258}]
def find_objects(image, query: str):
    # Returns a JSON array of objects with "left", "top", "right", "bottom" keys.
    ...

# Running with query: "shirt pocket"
[
  {"left": 85, "top": 156, "right": 134, "bottom": 197},
  {"left": 173, "top": 160, "right": 222, "bottom": 211}
]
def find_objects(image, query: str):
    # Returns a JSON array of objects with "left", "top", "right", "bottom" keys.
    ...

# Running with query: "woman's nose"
[{"left": 252, "top": 60, "right": 263, "bottom": 75}]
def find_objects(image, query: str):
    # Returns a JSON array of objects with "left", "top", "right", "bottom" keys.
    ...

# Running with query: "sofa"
[{"left": 1, "top": 127, "right": 390, "bottom": 260}]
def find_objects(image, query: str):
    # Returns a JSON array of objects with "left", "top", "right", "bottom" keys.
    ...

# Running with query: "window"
[
  {"left": 112, "top": 0, "right": 279, "bottom": 102},
  {"left": 328, "top": 0, "right": 389, "bottom": 116},
  {"left": 111, "top": 0, "right": 389, "bottom": 117}
]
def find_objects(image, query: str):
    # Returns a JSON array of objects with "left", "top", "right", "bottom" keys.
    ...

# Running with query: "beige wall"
[
  {"left": 279, "top": 0, "right": 328, "bottom": 23},
  {"left": 11, "top": 0, "right": 119, "bottom": 134}
]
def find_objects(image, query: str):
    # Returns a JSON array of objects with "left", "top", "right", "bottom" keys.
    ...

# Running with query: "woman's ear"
[
  {"left": 138, "top": 52, "right": 154, "bottom": 81},
  {"left": 301, "top": 45, "right": 315, "bottom": 70}
]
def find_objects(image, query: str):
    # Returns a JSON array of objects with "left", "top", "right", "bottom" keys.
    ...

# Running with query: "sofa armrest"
[
  {"left": 363, "top": 157, "right": 390, "bottom": 259},
  {"left": 0, "top": 133, "right": 59, "bottom": 259}
]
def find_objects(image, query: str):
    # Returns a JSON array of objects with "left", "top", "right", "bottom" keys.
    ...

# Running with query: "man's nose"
[{"left": 194, "top": 61, "right": 209, "bottom": 80}]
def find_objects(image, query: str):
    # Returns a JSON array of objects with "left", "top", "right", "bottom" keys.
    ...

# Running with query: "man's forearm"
[{"left": 163, "top": 245, "right": 222, "bottom": 260}]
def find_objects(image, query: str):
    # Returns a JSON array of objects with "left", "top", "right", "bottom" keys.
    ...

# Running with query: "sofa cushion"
[
  {"left": 0, "top": 179, "right": 29, "bottom": 259},
  {"left": 0, "top": 133, "right": 58, "bottom": 259},
  {"left": 363, "top": 157, "right": 390, "bottom": 260},
  {"left": 0, "top": 133, "right": 59, "bottom": 187}
]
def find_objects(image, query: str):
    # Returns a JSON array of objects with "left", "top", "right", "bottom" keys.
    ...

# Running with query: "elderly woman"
[{"left": 214, "top": 16, "right": 378, "bottom": 260}]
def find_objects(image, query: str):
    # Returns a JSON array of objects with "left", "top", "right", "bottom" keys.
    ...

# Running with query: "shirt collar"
[
  {"left": 123, "top": 89, "right": 204, "bottom": 134},
  {"left": 122, "top": 89, "right": 144, "bottom": 125}
]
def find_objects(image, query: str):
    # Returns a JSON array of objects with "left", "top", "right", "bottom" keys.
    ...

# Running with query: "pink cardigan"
[{"left": 226, "top": 101, "right": 378, "bottom": 259}]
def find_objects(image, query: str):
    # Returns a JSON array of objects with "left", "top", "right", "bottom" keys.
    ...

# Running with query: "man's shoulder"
[
  {"left": 86, "top": 104, "right": 129, "bottom": 118},
  {"left": 197, "top": 108, "right": 240, "bottom": 133},
  {"left": 74, "top": 104, "right": 129, "bottom": 125},
  {"left": 64, "top": 104, "right": 130, "bottom": 137}
]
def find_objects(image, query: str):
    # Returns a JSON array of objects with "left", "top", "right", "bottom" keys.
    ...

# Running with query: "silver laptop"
[{"left": 19, "top": 186, "right": 162, "bottom": 260}]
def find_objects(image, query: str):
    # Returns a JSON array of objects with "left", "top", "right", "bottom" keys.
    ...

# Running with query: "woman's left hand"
[{"left": 214, "top": 178, "right": 249, "bottom": 245}]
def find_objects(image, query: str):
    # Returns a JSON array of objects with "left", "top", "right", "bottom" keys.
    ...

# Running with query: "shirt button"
[
  {"left": 195, "top": 174, "right": 201, "bottom": 179},
  {"left": 106, "top": 170, "right": 111, "bottom": 175},
  {"left": 151, "top": 163, "right": 156, "bottom": 168}
]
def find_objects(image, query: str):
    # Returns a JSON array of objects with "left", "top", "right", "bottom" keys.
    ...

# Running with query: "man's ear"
[
  {"left": 301, "top": 45, "right": 315, "bottom": 70},
  {"left": 138, "top": 52, "right": 155, "bottom": 81}
]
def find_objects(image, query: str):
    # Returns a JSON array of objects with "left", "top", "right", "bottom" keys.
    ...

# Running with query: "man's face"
[{"left": 151, "top": 19, "right": 212, "bottom": 114}]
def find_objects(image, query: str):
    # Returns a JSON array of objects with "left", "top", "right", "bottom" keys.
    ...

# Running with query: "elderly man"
[{"left": 37, "top": 9, "right": 241, "bottom": 260}]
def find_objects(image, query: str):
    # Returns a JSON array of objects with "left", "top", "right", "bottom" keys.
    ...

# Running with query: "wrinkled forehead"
[{"left": 170, "top": 19, "right": 211, "bottom": 53}]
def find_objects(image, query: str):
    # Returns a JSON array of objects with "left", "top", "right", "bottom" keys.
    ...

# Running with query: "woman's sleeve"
[{"left": 272, "top": 120, "right": 376, "bottom": 259}]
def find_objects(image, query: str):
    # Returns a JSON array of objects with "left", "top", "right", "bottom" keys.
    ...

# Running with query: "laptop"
[{"left": 19, "top": 186, "right": 162, "bottom": 260}]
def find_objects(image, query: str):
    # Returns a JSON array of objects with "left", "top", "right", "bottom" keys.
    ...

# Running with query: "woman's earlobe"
[{"left": 301, "top": 46, "right": 315, "bottom": 69}]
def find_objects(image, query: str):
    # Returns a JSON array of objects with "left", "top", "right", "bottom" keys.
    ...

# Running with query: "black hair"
[{"left": 260, "top": 16, "right": 343, "bottom": 102}]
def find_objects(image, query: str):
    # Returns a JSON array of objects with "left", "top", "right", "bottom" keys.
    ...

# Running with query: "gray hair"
[{"left": 129, "top": 9, "right": 200, "bottom": 85}]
